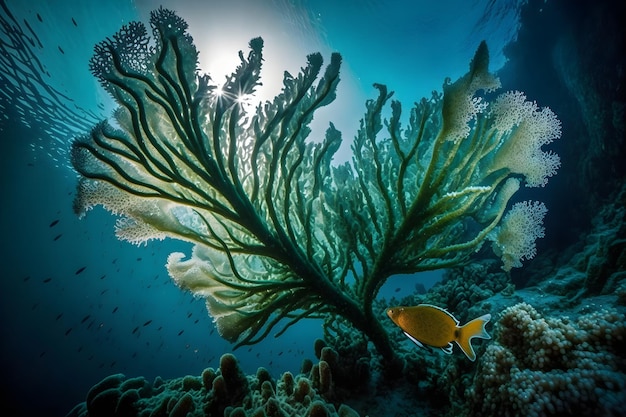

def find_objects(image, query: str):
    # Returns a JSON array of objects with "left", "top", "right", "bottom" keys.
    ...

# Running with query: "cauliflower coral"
[{"left": 467, "top": 303, "right": 626, "bottom": 417}]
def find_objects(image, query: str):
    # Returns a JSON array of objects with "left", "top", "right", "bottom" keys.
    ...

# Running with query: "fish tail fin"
[{"left": 455, "top": 313, "right": 491, "bottom": 361}]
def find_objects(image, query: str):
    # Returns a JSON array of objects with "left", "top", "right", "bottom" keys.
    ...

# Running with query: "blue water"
[{"left": 1, "top": 0, "right": 537, "bottom": 415}]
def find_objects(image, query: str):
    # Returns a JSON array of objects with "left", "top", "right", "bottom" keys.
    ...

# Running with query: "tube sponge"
[
  {"left": 317, "top": 361, "right": 333, "bottom": 396},
  {"left": 169, "top": 393, "right": 194, "bottom": 417}
]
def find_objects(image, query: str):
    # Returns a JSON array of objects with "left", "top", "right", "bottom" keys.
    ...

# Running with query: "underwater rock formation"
[
  {"left": 71, "top": 7, "right": 560, "bottom": 363},
  {"left": 528, "top": 182, "right": 626, "bottom": 302}
]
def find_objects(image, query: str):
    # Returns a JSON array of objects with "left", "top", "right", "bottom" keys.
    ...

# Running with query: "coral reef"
[
  {"left": 65, "top": 182, "right": 626, "bottom": 417},
  {"left": 67, "top": 284, "right": 626, "bottom": 417},
  {"left": 66, "top": 350, "right": 364, "bottom": 417},
  {"left": 366, "top": 185, "right": 626, "bottom": 416},
  {"left": 372, "top": 261, "right": 519, "bottom": 408},
  {"left": 71, "top": 7, "right": 560, "bottom": 364},
  {"left": 466, "top": 303, "right": 626, "bottom": 417}
]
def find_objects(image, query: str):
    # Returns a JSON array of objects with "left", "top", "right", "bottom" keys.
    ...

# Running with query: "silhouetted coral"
[
  {"left": 66, "top": 350, "right": 366, "bottom": 417},
  {"left": 72, "top": 7, "right": 560, "bottom": 366}
]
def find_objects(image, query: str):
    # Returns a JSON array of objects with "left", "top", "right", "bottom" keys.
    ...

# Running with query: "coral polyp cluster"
[{"left": 467, "top": 303, "right": 626, "bottom": 417}]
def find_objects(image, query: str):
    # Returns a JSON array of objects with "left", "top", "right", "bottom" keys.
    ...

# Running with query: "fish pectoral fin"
[
  {"left": 440, "top": 343, "right": 453, "bottom": 355},
  {"left": 404, "top": 331, "right": 429, "bottom": 350}
]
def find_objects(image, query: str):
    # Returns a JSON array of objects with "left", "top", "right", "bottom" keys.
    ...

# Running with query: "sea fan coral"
[{"left": 72, "top": 8, "right": 560, "bottom": 363}]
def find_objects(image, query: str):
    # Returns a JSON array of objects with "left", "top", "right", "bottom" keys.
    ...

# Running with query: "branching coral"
[{"left": 71, "top": 8, "right": 560, "bottom": 363}]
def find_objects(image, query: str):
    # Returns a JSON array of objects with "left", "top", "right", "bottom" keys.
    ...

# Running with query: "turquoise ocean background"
[{"left": 2, "top": 1, "right": 623, "bottom": 416}]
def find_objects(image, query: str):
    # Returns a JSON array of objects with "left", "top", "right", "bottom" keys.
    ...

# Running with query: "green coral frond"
[
  {"left": 338, "top": 41, "right": 558, "bottom": 308},
  {"left": 73, "top": 8, "right": 560, "bottom": 361},
  {"left": 74, "top": 9, "right": 352, "bottom": 348}
]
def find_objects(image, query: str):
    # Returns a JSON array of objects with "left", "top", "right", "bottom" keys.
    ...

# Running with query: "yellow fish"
[{"left": 386, "top": 304, "right": 491, "bottom": 361}]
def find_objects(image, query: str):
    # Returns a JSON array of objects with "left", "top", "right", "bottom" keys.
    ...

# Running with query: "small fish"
[
  {"left": 53, "top": 234, "right": 62, "bottom": 241},
  {"left": 386, "top": 304, "right": 491, "bottom": 361},
  {"left": 143, "top": 320, "right": 152, "bottom": 327},
  {"left": 75, "top": 266, "right": 86, "bottom": 275},
  {"left": 49, "top": 219, "right": 59, "bottom": 227},
  {"left": 56, "top": 313, "right": 63, "bottom": 321},
  {"left": 132, "top": 326, "right": 139, "bottom": 335},
  {"left": 65, "top": 328, "right": 73, "bottom": 336},
  {"left": 178, "top": 330, "right": 184, "bottom": 336},
  {"left": 58, "top": 45, "right": 64, "bottom": 54},
  {"left": 81, "top": 315, "right": 91, "bottom": 324},
  {"left": 43, "top": 278, "right": 52, "bottom": 283},
  {"left": 36, "top": 13, "right": 42, "bottom": 22},
  {"left": 71, "top": 17, "right": 77, "bottom": 26},
  {"left": 112, "top": 307, "right": 118, "bottom": 314}
]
